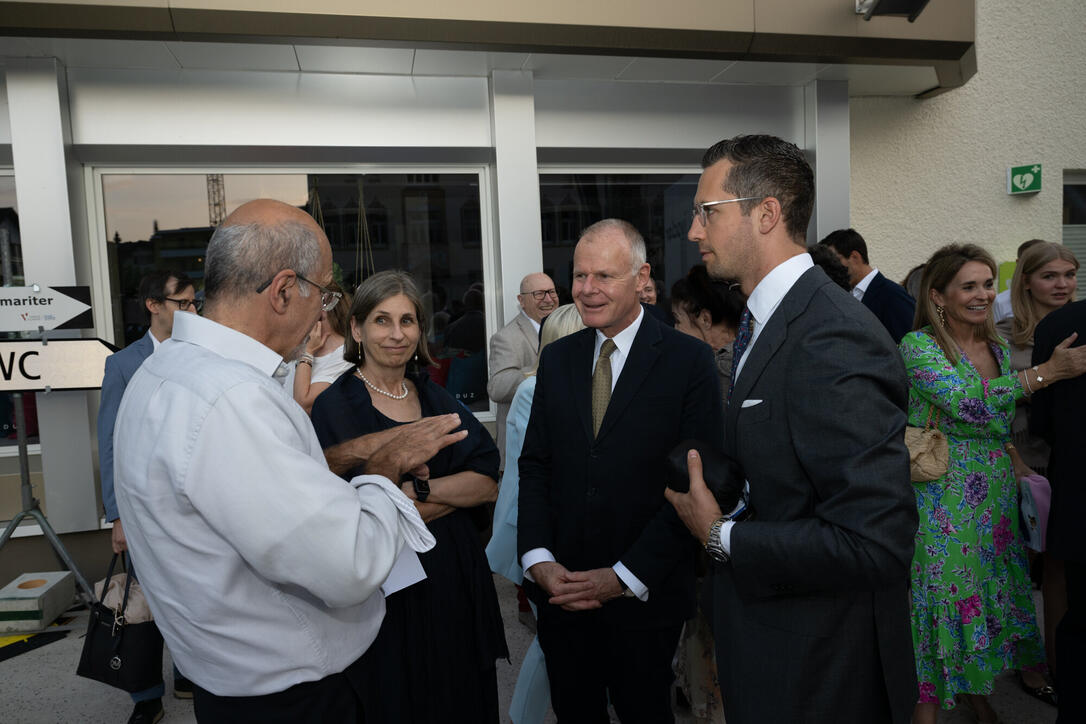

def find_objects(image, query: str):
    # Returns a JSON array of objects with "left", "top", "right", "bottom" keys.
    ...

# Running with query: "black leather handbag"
[{"left": 76, "top": 553, "right": 164, "bottom": 692}]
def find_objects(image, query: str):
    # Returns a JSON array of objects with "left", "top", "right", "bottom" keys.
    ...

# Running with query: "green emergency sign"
[{"left": 1007, "top": 163, "right": 1042, "bottom": 195}]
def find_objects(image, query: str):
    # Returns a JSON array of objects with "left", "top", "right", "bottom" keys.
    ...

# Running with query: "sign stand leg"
[{"left": 0, "top": 392, "right": 95, "bottom": 604}]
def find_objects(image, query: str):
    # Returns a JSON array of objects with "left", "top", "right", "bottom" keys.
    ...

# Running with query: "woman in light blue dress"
[{"left": 486, "top": 304, "right": 585, "bottom": 724}]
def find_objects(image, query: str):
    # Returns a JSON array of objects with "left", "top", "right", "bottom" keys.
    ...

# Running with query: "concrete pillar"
[
  {"left": 489, "top": 70, "right": 544, "bottom": 326},
  {"left": 804, "top": 79, "right": 850, "bottom": 244},
  {"left": 6, "top": 58, "right": 98, "bottom": 533}
]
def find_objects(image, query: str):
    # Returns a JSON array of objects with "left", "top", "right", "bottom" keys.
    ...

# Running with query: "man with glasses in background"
[
  {"left": 112, "top": 200, "right": 465, "bottom": 723},
  {"left": 97, "top": 269, "right": 198, "bottom": 723},
  {"left": 487, "top": 272, "right": 557, "bottom": 470}
]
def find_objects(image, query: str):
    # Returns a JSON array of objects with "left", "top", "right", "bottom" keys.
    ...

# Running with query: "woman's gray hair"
[
  {"left": 204, "top": 221, "right": 322, "bottom": 303},
  {"left": 580, "top": 218, "right": 647, "bottom": 275},
  {"left": 344, "top": 270, "right": 436, "bottom": 368}
]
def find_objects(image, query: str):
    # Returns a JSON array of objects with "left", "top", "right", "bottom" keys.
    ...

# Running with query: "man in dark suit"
[
  {"left": 820, "top": 227, "right": 916, "bottom": 343},
  {"left": 518, "top": 218, "right": 723, "bottom": 722},
  {"left": 666, "top": 135, "right": 919, "bottom": 724},
  {"left": 1031, "top": 299, "right": 1086, "bottom": 724},
  {"left": 98, "top": 269, "right": 198, "bottom": 723}
]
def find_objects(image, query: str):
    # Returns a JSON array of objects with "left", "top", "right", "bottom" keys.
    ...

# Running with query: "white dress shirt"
[
  {"left": 993, "top": 288, "right": 1014, "bottom": 324},
  {"left": 520, "top": 307, "right": 650, "bottom": 600},
  {"left": 852, "top": 267, "right": 879, "bottom": 302},
  {"left": 113, "top": 312, "right": 435, "bottom": 697},
  {"left": 726, "top": 253, "right": 814, "bottom": 553}
]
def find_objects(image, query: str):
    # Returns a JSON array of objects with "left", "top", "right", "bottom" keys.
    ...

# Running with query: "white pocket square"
[{"left": 740, "top": 399, "right": 763, "bottom": 408}]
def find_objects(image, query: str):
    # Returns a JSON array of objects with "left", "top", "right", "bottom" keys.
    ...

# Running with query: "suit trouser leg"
[
  {"left": 536, "top": 603, "right": 681, "bottom": 724},
  {"left": 1056, "top": 559, "right": 1085, "bottom": 724}
]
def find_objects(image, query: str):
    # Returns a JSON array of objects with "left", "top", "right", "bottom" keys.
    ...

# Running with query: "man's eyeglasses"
[
  {"left": 162, "top": 297, "right": 203, "bottom": 312},
  {"left": 691, "top": 197, "right": 761, "bottom": 227},
  {"left": 520, "top": 289, "right": 558, "bottom": 301},
  {"left": 256, "top": 271, "right": 342, "bottom": 312}
]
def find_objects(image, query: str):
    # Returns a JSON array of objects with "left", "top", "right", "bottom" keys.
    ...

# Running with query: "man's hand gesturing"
[{"left": 365, "top": 414, "right": 467, "bottom": 483}]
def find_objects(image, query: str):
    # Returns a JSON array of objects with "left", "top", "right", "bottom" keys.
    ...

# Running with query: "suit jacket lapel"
[
  {"left": 726, "top": 266, "right": 829, "bottom": 444},
  {"left": 569, "top": 328, "right": 595, "bottom": 441},
  {"left": 515, "top": 313, "right": 539, "bottom": 356},
  {"left": 596, "top": 314, "right": 662, "bottom": 442}
]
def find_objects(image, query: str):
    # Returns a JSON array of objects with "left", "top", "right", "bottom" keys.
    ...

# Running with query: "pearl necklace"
[{"left": 355, "top": 368, "right": 409, "bottom": 400}]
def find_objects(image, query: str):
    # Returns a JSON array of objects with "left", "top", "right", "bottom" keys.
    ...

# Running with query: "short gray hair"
[
  {"left": 204, "top": 221, "right": 322, "bottom": 303},
  {"left": 579, "top": 218, "right": 647, "bottom": 275}
]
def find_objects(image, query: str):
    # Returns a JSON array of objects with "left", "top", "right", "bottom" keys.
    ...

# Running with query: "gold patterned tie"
[{"left": 592, "top": 339, "right": 617, "bottom": 437}]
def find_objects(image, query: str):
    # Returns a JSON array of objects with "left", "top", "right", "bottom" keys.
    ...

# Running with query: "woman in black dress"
[{"left": 311, "top": 270, "right": 507, "bottom": 723}]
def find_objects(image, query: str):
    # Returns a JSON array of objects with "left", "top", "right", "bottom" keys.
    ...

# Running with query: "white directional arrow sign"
[
  {"left": 0, "top": 339, "right": 117, "bottom": 393},
  {"left": 0, "top": 286, "right": 93, "bottom": 333}
]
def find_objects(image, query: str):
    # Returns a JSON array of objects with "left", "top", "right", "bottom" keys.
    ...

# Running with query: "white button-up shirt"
[
  {"left": 114, "top": 312, "right": 434, "bottom": 697},
  {"left": 851, "top": 267, "right": 879, "bottom": 302}
]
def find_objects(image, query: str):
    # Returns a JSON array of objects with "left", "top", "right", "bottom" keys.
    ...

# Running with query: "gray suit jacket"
[
  {"left": 487, "top": 312, "right": 538, "bottom": 468},
  {"left": 715, "top": 266, "right": 918, "bottom": 724},
  {"left": 97, "top": 331, "right": 154, "bottom": 521}
]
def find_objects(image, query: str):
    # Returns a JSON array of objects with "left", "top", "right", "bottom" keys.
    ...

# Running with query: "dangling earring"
[{"left": 936, "top": 305, "right": 947, "bottom": 328}]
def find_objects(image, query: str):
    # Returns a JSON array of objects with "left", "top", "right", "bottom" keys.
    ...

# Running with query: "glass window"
[
  {"left": 1063, "top": 182, "right": 1086, "bottom": 300},
  {"left": 101, "top": 171, "right": 490, "bottom": 411},
  {"left": 539, "top": 173, "right": 701, "bottom": 310}
]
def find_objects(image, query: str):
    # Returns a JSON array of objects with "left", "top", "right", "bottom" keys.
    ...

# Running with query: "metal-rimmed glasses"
[
  {"left": 256, "top": 271, "right": 342, "bottom": 312},
  {"left": 520, "top": 288, "right": 558, "bottom": 301},
  {"left": 162, "top": 297, "right": 203, "bottom": 313},
  {"left": 691, "top": 197, "right": 761, "bottom": 226}
]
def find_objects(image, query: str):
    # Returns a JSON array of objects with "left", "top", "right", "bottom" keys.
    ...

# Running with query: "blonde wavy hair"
[
  {"left": 525, "top": 304, "right": 586, "bottom": 377},
  {"left": 1008, "top": 241, "right": 1079, "bottom": 346}
]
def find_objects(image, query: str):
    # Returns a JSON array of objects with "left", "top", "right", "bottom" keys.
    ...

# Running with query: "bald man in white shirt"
[{"left": 113, "top": 200, "right": 466, "bottom": 723}]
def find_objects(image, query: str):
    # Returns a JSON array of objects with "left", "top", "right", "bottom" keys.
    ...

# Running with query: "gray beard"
[{"left": 285, "top": 335, "right": 310, "bottom": 364}]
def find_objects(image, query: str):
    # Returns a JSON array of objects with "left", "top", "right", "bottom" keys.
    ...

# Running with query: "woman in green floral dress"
[{"left": 900, "top": 244, "right": 1086, "bottom": 724}]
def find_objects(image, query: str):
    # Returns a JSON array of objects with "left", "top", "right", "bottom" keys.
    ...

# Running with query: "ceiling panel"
[
  {"left": 818, "top": 63, "right": 939, "bottom": 97},
  {"left": 412, "top": 49, "right": 527, "bottom": 76},
  {"left": 166, "top": 42, "right": 299, "bottom": 72},
  {"left": 30, "top": 38, "right": 179, "bottom": 70},
  {"left": 295, "top": 45, "right": 414, "bottom": 75},
  {"left": 617, "top": 57, "right": 735, "bottom": 83},
  {"left": 711, "top": 61, "right": 825, "bottom": 85},
  {"left": 525, "top": 53, "right": 636, "bottom": 80}
]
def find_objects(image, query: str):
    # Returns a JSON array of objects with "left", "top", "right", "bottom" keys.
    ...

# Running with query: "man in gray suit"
[
  {"left": 666, "top": 135, "right": 918, "bottom": 724},
  {"left": 486, "top": 272, "right": 557, "bottom": 467}
]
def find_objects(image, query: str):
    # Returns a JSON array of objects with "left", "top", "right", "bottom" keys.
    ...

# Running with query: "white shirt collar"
[
  {"left": 149, "top": 330, "right": 163, "bottom": 351},
  {"left": 746, "top": 253, "right": 815, "bottom": 331},
  {"left": 854, "top": 267, "right": 879, "bottom": 296},
  {"left": 171, "top": 312, "right": 290, "bottom": 379},
  {"left": 595, "top": 304, "right": 644, "bottom": 358}
]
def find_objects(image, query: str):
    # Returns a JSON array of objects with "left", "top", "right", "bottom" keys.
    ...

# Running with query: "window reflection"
[
  {"left": 0, "top": 175, "right": 38, "bottom": 446},
  {"left": 539, "top": 173, "right": 702, "bottom": 307},
  {"left": 102, "top": 172, "right": 489, "bottom": 411}
]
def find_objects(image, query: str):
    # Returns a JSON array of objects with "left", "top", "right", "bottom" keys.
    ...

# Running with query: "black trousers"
[
  {"left": 192, "top": 656, "right": 366, "bottom": 724},
  {"left": 535, "top": 604, "right": 682, "bottom": 724},
  {"left": 1057, "top": 559, "right": 1085, "bottom": 724}
]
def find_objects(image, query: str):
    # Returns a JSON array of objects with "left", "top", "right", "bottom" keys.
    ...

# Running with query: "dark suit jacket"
[
  {"left": 97, "top": 331, "right": 154, "bottom": 522},
  {"left": 518, "top": 310, "right": 724, "bottom": 628},
  {"left": 1031, "top": 299, "right": 1086, "bottom": 562},
  {"left": 717, "top": 266, "right": 918, "bottom": 724},
  {"left": 862, "top": 271, "right": 916, "bottom": 345}
]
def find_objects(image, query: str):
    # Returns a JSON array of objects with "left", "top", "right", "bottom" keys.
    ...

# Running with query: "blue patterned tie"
[{"left": 728, "top": 307, "right": 753, "bottom": 403}]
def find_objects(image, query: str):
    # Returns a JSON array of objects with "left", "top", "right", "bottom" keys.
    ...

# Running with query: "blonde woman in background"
[
  {"left": 486, "top": 304, "right": 585, "bottom": 724},
  {"left": 293, "top": 279, "right": 354, "bottom": 414},
  {"left": 996, "top": 241, "right": 1079, "bottom": 705}
]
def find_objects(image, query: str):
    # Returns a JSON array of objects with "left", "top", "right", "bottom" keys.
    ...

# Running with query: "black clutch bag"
[
  {"left": 665, "top": 439, "right": 748, "bottom": 515},
  {"left": 76, "top": 553, "right": 164, "bottom": 693}
]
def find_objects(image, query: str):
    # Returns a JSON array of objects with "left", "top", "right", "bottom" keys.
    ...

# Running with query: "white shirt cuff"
[
  {"left": 349, "top": 474, "right": 436, "bottom": 553},
  {"left": 613, "top": 561, "right": 649, "bottom": 601},
  {"left": 721, "top": 520, "right": 736, "bottom": 556},
  {"left": 520, "top": 547, "right": 556, "bottom": 582}
]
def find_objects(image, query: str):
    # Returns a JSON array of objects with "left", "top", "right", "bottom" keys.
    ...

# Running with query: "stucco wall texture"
[{"left": 850, "top": 0, "right": 1085, "bottom": 285}]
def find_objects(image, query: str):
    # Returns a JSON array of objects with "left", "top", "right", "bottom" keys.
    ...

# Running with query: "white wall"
[{"left": 850, "top": 0, "right": 1086, "bottom": 283}]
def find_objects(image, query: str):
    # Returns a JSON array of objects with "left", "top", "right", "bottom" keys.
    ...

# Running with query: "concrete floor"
[{"left": 0, "top": 578, "right": 1059, "bottom": 724}]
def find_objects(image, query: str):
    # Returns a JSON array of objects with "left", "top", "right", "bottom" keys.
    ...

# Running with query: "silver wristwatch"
[{"left": 705, "top": 517, "right": 730, "bottom": 565}]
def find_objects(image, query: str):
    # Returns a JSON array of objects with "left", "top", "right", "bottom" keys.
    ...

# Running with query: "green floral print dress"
[{"left": 899, "top": 328, "right": 1045, "bottom": 709}]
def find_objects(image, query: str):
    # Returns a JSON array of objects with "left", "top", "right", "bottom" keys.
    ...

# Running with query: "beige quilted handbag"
[{"left": 905, "top": 404, "right": 948, "bottom": 483}]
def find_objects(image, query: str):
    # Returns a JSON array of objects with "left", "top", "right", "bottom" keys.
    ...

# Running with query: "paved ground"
[{"left": 0, "top": 578, "right": 1059, "bottom": 723}]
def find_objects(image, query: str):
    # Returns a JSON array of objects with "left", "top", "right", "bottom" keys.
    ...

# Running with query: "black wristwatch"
[{"left": 412, "top": 476, "right": 430, "bottom": 503}]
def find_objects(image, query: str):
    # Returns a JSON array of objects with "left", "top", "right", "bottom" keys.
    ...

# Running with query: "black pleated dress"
[{"left": 311, "top": 369, "right": 509, "bottom": 724}]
